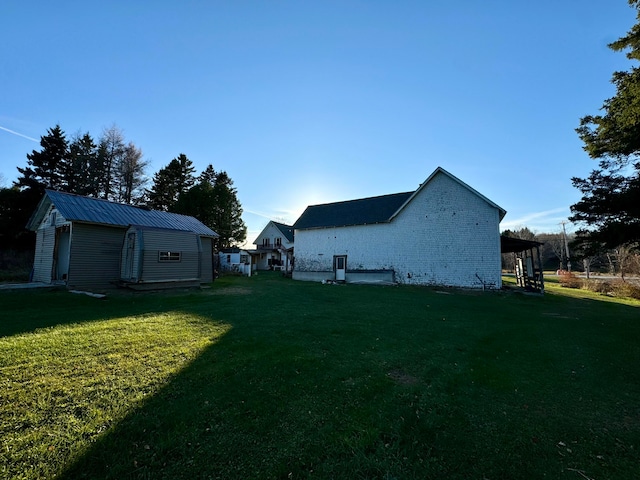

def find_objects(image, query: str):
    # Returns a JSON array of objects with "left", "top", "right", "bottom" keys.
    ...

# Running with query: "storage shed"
[{"left": 27, "top": 190, "right": 218, "bottom": 291}]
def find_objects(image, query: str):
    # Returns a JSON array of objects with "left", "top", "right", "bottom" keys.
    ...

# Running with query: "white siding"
[
  {"left": 32, "top": 226, "right": 55, "bottom": 283},
  {"left": 293, "top": 172, "right": 502, "bottom": 288},
  {"left": 253, "top": 222, "right": 293, "bottom": 270}
]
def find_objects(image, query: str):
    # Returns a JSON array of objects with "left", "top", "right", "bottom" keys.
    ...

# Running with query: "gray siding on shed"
[
  {"left": 200, "top": 237, "right": 213, "bottom": 283},
  {"left": 137, "top": 229, "right": 201, "bottom": 282},
  {"left": 67, "top": 223, "right": 126, "bottom": 290},
  {"left": 32, "top": 226, "right": 55, "bottom": 283}
]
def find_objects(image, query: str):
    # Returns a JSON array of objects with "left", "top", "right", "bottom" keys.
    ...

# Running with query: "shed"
[{"left": 26, "top": 190, "right": 218, "bottom": 291}]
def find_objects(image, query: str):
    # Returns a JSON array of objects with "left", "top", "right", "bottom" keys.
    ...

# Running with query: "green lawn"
[{"left": 1, "top": 273, "right": 639, "bottom": 479}]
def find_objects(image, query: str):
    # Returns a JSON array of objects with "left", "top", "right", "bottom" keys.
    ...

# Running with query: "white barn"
[
  {"left": 292, "top": 167, "right": 506, "bottom": 289},
  {"left": 27, "top": 190, "right": 218, "bottom": 291}
]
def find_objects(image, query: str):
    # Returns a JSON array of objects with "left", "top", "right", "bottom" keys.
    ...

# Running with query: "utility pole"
[{"left": 561, "top": 221, "right": 571, "bottom": 272}]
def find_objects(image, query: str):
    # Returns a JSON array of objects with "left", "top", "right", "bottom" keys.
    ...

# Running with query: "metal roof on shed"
[{"left": 28, "top": 190, "right": 218, "bottom": 237}]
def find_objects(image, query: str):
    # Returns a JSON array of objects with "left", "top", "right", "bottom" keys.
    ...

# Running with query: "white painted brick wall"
[{"left": 293, "top": 172, "right": 502, "bottom": 288}]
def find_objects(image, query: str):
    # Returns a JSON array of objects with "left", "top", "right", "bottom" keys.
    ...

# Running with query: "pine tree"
[
  {"left": 15, "top": 124, "right": 69, "bottom": 193},
  {"left": 174, "top": 164, "right": 247, "bottom": 249},
  {"left": 147, "top": 154, "right": 196, "bottom": 211},
  {"left": 66, "top": 132, "right": 98, "bottom": 196},
  {"left": 571, "top": 1, "right": 640, "bottom": 249}
]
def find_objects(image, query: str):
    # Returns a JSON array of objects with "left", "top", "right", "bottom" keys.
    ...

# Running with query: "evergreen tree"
[
  {"left": 15, "top": 124, "right": 69, "bottom": 193},
  {"left": 174, "top": 164, "right": 247, "bottom": 249},
  {"left": 570, "top": 1, "right": 640, "bottom": 249},
  {"left": 210, "top": 171, "right": 247, "bottom": 249},
  {"left": 66, "top": 132, "right": 98, "bottom": 196},
  {"left": 147, "top": 154, "right": 196, "bottom": 211},
  {"left": 0, "top": 187, "right": 37, "bottom": 251}
]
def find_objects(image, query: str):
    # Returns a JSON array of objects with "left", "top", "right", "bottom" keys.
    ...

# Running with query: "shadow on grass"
[{"left": 5, "top": 273, "right": 640, "bottom": 479}]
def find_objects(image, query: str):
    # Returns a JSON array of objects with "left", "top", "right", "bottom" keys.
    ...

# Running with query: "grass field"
[{"left": 1, "top": 273, "right": 639, "bottom": 479}]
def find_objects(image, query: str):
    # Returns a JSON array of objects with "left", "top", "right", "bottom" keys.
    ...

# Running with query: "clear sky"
[{"left": 1, "top": 1, "right": 636, "bottom": 246}]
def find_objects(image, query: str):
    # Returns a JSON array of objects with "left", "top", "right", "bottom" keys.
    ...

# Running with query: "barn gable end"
[{"left": 292, "top": 167, "right": 505, "bottom": 289}]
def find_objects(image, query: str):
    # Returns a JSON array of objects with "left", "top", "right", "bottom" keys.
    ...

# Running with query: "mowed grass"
[{"left": 1, "top": 273, "right": 639, "bottom": 479}]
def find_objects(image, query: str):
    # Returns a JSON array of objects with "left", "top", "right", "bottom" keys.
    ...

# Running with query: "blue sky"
[{"left": 1, "top": 1, "right": 636, "bottom": 245}]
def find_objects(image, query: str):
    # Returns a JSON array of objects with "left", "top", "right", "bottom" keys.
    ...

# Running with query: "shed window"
[{"left": 159, "top": 251, "right": 181, "bottom": 262}]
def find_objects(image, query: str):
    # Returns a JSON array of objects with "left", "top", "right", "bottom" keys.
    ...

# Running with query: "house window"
[
  {"left": 263, "top": 238, "right": 271, "bottom": 247},
  {"left": 159, "top": 251, "right": 181, "bottom": 262},
  {"left": 50, "top": 211, "right": 57, "bottom": 226},
  {"left": 275, "top": 237, "right": 282, "bottom": 246},
  {"left": 240, "top": 254, "right": 249, "bottom": 264},
  {"left": 227, "top": 255, "right": 231, "bottom": 263}
]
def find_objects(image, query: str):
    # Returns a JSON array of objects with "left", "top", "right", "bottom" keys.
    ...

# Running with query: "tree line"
[{"left": 0, "top": 124, "right": 246, "bottom": 252}]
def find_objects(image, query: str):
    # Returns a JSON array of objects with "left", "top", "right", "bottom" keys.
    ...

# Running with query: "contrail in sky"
[{"left": 0, "top": 126, "right": 38, "bottom": 142}]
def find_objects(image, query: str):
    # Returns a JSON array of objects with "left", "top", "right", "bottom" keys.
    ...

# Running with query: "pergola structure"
[{"left": 501, "top": 236, "right": 545, "bottom": 293}]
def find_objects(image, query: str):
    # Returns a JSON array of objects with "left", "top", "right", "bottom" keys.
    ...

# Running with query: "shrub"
[
  {"left": 580, "top": 279, "right": 640, "bottom": 300},
  {"left": 558, "top": 272, "right": 581, "bottom": 289},
  {"left": 611, "top": 281, "right": 640, "bottom": 300}
]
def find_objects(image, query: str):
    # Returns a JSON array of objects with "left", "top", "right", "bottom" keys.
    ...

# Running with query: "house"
[
  {"left": 292, "top": 167, "right": 506, "bottom": 289},
  {"left": 26, "top": 190, "right": 218, "bottom": 291},
  {"left": 218, "top": 247, "right": 252, "bottom": 276},
  {"left": 252, "top": 221, "right": 294, "bottom": 272}
]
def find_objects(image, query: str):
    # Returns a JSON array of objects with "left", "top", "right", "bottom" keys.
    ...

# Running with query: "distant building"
[
  {"left": 252, "top": 221, "right": 294, "bottom": 272},
  {"left": 218, "top": 247, "right": 252, "bottom": 276}
]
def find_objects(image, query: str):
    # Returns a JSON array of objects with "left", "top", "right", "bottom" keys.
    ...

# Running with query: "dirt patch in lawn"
[
  {"left": 208, "top": 286, "right": 253, "bottom": 296},
  {"left": 387, "top": 369, "right": 419, "bottom": 386}
]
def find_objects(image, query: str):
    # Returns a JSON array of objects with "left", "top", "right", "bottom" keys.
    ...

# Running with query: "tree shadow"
[{"left": 3, "top": 275, "right": 640, "bottom": 479}]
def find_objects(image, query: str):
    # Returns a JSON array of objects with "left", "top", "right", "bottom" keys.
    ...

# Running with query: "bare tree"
[
  {"left": 112, "top": 142, "right": 148, "bottom": 204},
  {"left": 98, "top": 125, "right": 126, "bottom": 200},
  {"left": 615, "top": 244, "right": 639, "bottom": 281},
  {"left": 537, "top": 233, "right": 564, "bottom": 270}
]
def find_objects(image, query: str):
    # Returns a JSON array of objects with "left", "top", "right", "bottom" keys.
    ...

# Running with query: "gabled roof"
[
  {"left": 389, "top": 167, "right": 506, "bottom": 222},
  {"left": 293, "top": 167, "right": 506, "bottom": 231},
  {"left": 27, "top": 190, "right": 218, "bottom": 237},
  {"left": 272, "top": 221, "right": 295, "bottom": 242},
  {"left": 293, "top": 192, "right": 413, "bottom": 230},
  {"left": 252, "top": 220, "right": 295, "bottom": 244}
]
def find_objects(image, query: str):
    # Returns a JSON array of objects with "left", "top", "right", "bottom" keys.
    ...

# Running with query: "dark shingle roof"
[
  {"left": 272, "top": 221, "right": 295, "bottom": 242},
  {"left": 28, "top": 190, "right": 218, "bottom": 237},
  {"left": 293, "top": 167, "right": 507, "bottom": 231},
  {"left": 293, "top": 192, "right": 413, "bottom": 230}
]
